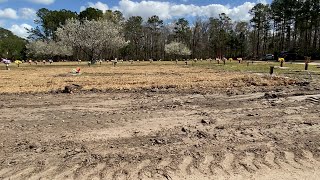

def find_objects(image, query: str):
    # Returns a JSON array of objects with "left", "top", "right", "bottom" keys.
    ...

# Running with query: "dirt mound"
[{"left": 229, "top": 75, "right": 298, "bottom": 87}]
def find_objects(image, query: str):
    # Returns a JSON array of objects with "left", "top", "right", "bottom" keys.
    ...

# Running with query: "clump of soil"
[{"left": 62, "top": 84, "right": 83, "bottom": 93}]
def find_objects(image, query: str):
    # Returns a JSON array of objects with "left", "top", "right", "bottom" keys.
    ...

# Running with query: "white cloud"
[
  {"left": 0, "top": 8, "right": 18, "bottom": 19},
  {"left": 228, "top": 2, "right": 256, "bottom": 21},
  {"left": 80, "top": 1, "right": 109, "bottom": 12},
  {"left": 0, "top": 7, "right": 36, "bottom": 20},
  {"left": 19, "top": 8, "right": 36, "bottom": 19},
  {"left": 112, "top": 0, "right": 256, "bottom": 21},
  {"left": 77, "top": 0, "right": 266, "bottom": 22},
  {"left": 116, "top": 0, "right": 172, "bottom": 20},
  {"left": 27, "top": 0, "right": 55, "bottom": 5},
  {"left": 9, "top": 24, "right": 33, "bottom": 38},
  {"left": 257, "top": 0, "right": 268, "bottom": 4}
]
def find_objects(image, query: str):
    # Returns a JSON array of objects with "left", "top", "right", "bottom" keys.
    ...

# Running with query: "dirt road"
[{"left": 0, "top": 87, "right": 320, "bottom": 179}]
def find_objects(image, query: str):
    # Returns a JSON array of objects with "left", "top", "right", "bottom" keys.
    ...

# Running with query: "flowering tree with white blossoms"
[
  {"left": 26, "top": 40, "right": 46, "bottom": 57},
  {"left": 26, "top": 40, "right": 73, "bottom": 58},
  {"left": 55, "top": 18, "right": 127, "bottom": 63},
  {"left": 165, "top": 41, "right": 191, "bottom": 59}
]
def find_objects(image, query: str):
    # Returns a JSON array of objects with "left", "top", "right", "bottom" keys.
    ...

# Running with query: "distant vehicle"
[
  {"left": 261, "top": 54, "right": 274, "bottom": 61},
  {"left": 279, "top": 51, "right": 297, "bottom": 61}
]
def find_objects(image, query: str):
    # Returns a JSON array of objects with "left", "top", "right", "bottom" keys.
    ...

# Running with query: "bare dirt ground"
[{"left": 1, "top": 83, "right": 320, "bottom": 180}]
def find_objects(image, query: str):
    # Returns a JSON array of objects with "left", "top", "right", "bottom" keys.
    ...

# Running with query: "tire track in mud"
[
  {"left": 1, "top": 148, "right": 320, "bottom": 180},
  {"left": 191, "top": 154, "right": 215, "bottom": 176},
  {"left": 28, "top": 166, "right": 59, "bottom": 180},
  {"left": 1, "top": 166, "right": 39, "bottom": 180},
  {"left": 306, "top": 96, "right": 320, "bottom": 104},
  {"left": 2, "top": 135, "right": 320, "bottom": 180}
]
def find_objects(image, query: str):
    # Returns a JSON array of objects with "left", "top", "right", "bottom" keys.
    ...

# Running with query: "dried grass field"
[
  {"left": 1, "top": 60, "right": 320, "bottom": 180},
  {"left": 0, "top": 60, "right": 312, "bottom": 93}
]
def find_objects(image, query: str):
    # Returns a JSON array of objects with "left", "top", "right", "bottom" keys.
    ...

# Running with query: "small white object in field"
[{"left": 1, "top": 58, "right": 11, "bottom": 64}]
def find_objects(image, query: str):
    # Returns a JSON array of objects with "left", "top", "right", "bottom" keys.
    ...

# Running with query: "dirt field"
[{"left": 0, "top": 62, "right": 320, "bottom": 179}]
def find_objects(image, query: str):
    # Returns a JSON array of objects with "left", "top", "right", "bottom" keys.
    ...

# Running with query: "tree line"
[
  {"left": 3, "top": 0, "right": 320, "bottom": 61},
  {"left": 0, "top": 28, "right": 27, "bottom": 60}
]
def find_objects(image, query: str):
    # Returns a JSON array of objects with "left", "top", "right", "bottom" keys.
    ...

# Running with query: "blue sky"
[{"left": 0, "top": 0, "right": 271, "bottom": 38}]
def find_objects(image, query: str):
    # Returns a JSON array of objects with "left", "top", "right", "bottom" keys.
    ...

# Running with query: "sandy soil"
[{"left": 0, "top": 86, "right": 320, "bottom": 180}]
